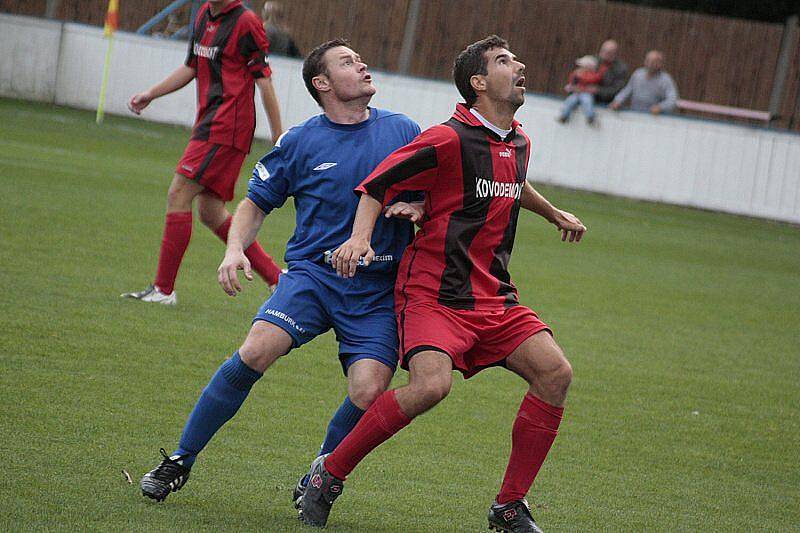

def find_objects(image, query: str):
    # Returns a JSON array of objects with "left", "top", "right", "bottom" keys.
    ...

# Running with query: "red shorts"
[
  {"left": 398, "top": 303, "right": 551, "bottom": 378},
  {"left": 176, "top": 140, "right": 248, "bottom": 201}
]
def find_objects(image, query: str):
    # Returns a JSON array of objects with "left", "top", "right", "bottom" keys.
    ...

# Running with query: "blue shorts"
[{"left": 253, "top": 260, "right": 398, "bottom": 375}]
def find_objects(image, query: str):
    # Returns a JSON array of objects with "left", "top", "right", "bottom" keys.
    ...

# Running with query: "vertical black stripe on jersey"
[
  {"left": 437, "top": 120, "right": 494, "bottom": 310},
  {"left": 193, "top": 6, "right": 245, "bottom": 141},
  {"left": 488, "top": 134, "right": 527, "bottom": 307},
  {"left": 363, "top": 146, "right": 437, "bottom": 204}
]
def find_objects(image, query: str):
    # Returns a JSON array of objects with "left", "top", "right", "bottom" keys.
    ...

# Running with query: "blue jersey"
[{"left": 247, "top": 108, "right": 421, "bottom": 276}]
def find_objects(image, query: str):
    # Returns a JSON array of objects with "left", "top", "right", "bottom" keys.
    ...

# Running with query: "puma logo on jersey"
[
  {"left": 313, "top": 162, "right": 337, "bottom": 171},
  {"left": 499, "top": 148, "right": 512, "bottom": 158},
  {"left": 475, "top": 177, "right": 522, "bottom": 199}
]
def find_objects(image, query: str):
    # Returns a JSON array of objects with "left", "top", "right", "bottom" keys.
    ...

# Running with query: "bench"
[{"left": 676, "top": 99, "right": 772, "bottom": 123}]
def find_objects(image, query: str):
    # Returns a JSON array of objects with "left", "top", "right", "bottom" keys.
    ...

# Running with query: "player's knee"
[
  {"left": 166, "top": 183, "right": 193, "bottom": 211},
  {"left": 415, "top": 376, "right": 451, "bottom": 408},
  {"left": 349, "top": 381, "right": 385, "bottom": 409},
  {"left": 197, "top": 203, "right": 219, "bottom": 228},
  {"left": 166, "top": 187, "right": 181, "bottom": 209},
  {"left": 238, "top": 324, "right": 291, "bottom": 373},
  {"left": 544, "top": 359, "right": 573, "bottom": 398},
  {"left": 237, "top": 346, "right": 271, "bottom": 373}
]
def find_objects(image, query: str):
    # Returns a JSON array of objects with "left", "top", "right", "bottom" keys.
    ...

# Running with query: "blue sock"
[
  {"left": 173, "top": 352, "right": 262, "bottom": 469},
  {"left": 301, "top": 396, "right": 365, "bottom": 486}
]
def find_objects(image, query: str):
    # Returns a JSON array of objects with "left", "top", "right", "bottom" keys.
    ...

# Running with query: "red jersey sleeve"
[
  {"left": 356, "top": 125, "right": 456, "bottom": 206},
  {"left": 184, "top": 4, "right": 206, "bottom": 69},
  {"left": 185, "top": 29, "right": 197, "bottom": 68},
  {"left": 237, "top": 11, "right": 272, "bottom": 78}
]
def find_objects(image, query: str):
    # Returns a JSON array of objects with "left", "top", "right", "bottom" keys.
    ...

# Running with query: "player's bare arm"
[
  {"left": 520, "top": 181, "right": 586, "bottom": 242},
  {"left": 128, "top": 65, "right": 196, "bottom": 115},
  {"left": 255, "top": 76, "right": 283, "bottom": 145},
  {"left": 218, "top": 198, "right": 266, "bottom": 296},
  {"left": 331, "top": 193, "right": 384, "bottom": 278}
]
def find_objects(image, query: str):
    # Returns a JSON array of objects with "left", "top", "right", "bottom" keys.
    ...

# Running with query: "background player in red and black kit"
[
  {"left": 300, "top": 36, "right": 587, "bottom": 532},
  {"left": 122, "top": 0, "right": 284, "bottom": 305}
]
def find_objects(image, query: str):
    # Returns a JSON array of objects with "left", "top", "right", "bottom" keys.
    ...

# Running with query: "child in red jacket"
[{"left": 558, "top": 55, "right": 603, "bottom": 124}]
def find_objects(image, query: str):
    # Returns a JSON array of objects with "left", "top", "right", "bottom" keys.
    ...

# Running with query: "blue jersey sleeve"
[
  {"left": 247, "top": 140, "right": 293, "bottom": 215},
  {"left": 408, "top": 119, "right": 422, "bottom": 140}
]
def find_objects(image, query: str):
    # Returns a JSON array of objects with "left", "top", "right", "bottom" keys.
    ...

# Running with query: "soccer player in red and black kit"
[
  {"left": 300, "top": 36, "right": 587, "bottom": 532},
  {"left": 122, "top": 0, "right": 284, "bottom": 305}
]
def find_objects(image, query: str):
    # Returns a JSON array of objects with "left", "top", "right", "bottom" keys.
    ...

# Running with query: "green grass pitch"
[{"left": 0, "top": 98, "right": 798, "bottom": 531}]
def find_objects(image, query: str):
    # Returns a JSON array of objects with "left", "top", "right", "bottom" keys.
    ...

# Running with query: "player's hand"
[
  {"left": 383, "top": 201, "right": 424, "bottom": 224},
  {"left": 650, "top": 104, "right": 662, "bottom": 115},
  {"left": 551, "top": 209, "right": 586, "bottom": 243},
  {"left": 331, "top": 237, "right": 374, "bottom": 278},
  {"left": 217, "top": 248, "right": 253, "bottom": 296},
  {"left": 128, "top": 91, "right": 153, "bottom": 115},
  {"left": 609, "top": 101, "right": 621, "bottom": 111}
]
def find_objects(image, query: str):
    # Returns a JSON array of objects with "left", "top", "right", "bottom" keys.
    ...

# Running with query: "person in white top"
[{"left": 610, "top": 50, "right": 678, "bottom": 115}]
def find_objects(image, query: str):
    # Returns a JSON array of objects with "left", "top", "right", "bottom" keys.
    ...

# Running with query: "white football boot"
[{"left": 120, "top": 284, "right": 177, "bottom": 305}]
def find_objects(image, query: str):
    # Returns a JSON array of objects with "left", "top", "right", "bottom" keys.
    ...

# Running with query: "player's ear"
[
  {"left": 470, "top": 74, "right": 487, "bottom": 94},
  {"left": 312, "top": 74, "right": 331, "bottom": 95}
]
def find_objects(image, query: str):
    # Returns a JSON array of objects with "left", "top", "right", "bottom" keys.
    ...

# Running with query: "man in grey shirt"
[{"left": 610, "top": 50, "right": 678, "bottom": 114}]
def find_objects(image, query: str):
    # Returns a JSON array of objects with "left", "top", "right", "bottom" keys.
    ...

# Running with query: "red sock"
[
  {"left": 213, "top": 216, "right": 282, "bottom": 285},
  {"left": 496, "top": 392, "right": 564, "bottom": 505},
  {"left": 325, "top": 390, "right": 411, "bottom": 480},
  {"left": 154, "top": 211, "right": 193, "bottom": 295}
]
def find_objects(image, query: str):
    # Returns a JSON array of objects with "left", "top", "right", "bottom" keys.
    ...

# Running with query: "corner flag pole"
[{"left": 97, "top": 0, "right": 119, "bottom": 124}]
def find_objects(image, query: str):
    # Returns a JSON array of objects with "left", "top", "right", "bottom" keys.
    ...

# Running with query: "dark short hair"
[
  {"left": 453, "top": 35, "right": 509, "bottom": 107},
  {"left": 302, "top": 38, "right": 351, "bottom": 106}
]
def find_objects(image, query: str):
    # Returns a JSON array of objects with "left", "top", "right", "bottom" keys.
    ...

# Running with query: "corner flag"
[
  {"left": 103, "top": 0, "right": 119, "bottom": 37},
  {"left": 97, "top": 0, "right": 120, "bottom": 124}
]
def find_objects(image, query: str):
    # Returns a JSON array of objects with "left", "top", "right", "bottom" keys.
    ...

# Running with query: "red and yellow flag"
[{"left": 103, "top": 0, "right": 119, "bottom": 37}]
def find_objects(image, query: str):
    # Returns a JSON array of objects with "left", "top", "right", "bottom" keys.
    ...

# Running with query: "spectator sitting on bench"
[
  {"left": 594, "top": 39, "right": 628, "bottom": 105},
  {"left": 610, "top": 50, "right": 678, "bottom": 115}
]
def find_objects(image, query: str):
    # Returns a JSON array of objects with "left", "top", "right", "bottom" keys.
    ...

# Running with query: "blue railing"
[{"left": 137, "top": 0, "right": 254, "bottom": 39}]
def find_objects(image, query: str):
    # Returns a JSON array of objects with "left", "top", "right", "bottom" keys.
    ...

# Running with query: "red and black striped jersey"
[
  {"left": 357, "top": 103, "right": 531, "bottom": 311},
  {"left": 185, "top": 1, "right": 271, "bottom": 153}
]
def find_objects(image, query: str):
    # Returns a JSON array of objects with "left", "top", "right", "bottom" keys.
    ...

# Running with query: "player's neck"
[
  {"left": 472, "top": 99, "right": 516, "bottom": 130},
  {"left": 323, "top": 98, "right": 371, "bottom": 125},
  {"left": 209, "top": 0, "right": 235, "bottom": 16}
]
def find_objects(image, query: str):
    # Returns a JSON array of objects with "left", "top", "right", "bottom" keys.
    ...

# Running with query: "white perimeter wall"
[{"left": 2, "top": 13, "right": 799, "bottom": 224}]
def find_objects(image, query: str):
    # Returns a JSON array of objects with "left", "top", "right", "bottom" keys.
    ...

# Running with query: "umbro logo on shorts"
[
  {"left": 182, "top": 164, "right": 194, "bottom": 172},
  {"left": 313, "top": 162, "right": 337, "bottom": 171}
]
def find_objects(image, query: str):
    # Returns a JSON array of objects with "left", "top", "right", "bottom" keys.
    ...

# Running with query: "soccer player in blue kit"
[{"left": 139, "top": 39, "right": 424, "bottom": 505}]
